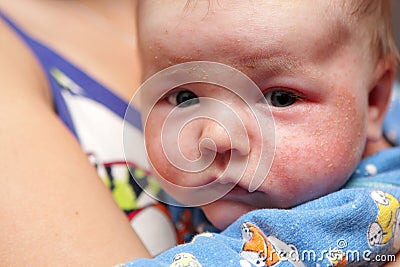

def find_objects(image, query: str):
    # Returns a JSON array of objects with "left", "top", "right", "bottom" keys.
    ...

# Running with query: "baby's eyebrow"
[{"left": 235, "top": 51, "right": 303, "bottom": 76}]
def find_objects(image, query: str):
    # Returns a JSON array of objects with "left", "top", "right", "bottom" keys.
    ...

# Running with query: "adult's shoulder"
[{"left": 0, "top": 4, "right": 52, "bottom": 105}]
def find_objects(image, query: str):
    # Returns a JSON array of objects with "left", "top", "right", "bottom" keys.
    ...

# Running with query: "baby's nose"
[{"left": 198, "top": 118, "right": 250, "bottom": 157}]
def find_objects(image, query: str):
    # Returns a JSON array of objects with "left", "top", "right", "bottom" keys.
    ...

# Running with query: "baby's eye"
[
  {"left": 167, "top": 89, "right": 199, "bottom": 108},
  {"left": 263, "top": 90, "right": 298, "bottom": 107}
]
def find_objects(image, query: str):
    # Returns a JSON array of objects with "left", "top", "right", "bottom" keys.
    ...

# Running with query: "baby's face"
[{"left": 139, "top": 0, "right": 376, "bottom": 229}]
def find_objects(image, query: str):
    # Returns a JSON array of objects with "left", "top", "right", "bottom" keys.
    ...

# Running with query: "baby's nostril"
[{"left": 198, "top": 137, "right": 217, "bottom": 154}]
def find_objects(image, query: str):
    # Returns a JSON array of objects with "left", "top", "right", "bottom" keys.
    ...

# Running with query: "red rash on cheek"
[
  {"left": 333, "top": 90, "right": 367, "bottom": 160},
  {"left": 260, "top": 89, "right": 367, "bottom": 207}
]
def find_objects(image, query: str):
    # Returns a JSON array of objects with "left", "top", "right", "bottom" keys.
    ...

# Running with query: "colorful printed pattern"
[{"left": 368, "top": 191, "right": 400, "bottom": 248}]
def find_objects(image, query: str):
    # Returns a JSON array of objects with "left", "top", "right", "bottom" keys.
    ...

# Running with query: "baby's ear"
[{"left": 367, "top": 54, "right": 397, "bottom": 141}]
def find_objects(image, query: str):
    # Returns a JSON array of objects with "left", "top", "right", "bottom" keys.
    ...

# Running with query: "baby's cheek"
[
  {"left": 297, "top": 92, "right": 366, "bottom": 177},
  {"left": 311, "top": 119, "right": 362, "bottom": 172},
  {"left": 269, "top": 142, "right": 342, "bottom": 206},
  {"left": 270, "top": 114, "right": 365, "bottom": 205},
  {"left": 145, "top": 111, "right": 178, "bottom": 184},
  {"left": 147, "top": 140, "right": 191, "bottom": 189},
  {"left": 145, "top": 117, "right": 204, "bottom": 187}
]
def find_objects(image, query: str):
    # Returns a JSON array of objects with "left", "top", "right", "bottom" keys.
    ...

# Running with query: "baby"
[{"left": 124, "top": 0, "right": 400, "bottom": 266}]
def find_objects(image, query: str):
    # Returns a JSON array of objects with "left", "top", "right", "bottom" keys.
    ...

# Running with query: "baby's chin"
[{"left": 201, "top": 200, "right": 257, "bottom": 230}]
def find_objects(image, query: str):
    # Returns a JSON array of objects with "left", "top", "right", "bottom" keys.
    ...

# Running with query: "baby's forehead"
[
  {"left": 138, "top": 0, "right": 354, "bottom": 22},
  {"left": 138, "top": 1, "right": 356, "bottom": 75}
]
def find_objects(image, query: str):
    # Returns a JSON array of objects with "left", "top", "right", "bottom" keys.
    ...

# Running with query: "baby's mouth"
[{"left": 218, "top": 184, "right": 269, "bottom": 208}]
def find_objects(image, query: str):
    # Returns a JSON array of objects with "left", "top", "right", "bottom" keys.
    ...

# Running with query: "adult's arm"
[{"left": 0, "top": 19, "right": 149, "bottom": 266}]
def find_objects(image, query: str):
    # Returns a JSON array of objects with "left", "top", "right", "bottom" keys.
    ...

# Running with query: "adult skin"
[{"left": 0, "top": 0, "right": 149, "bottom": 266}]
